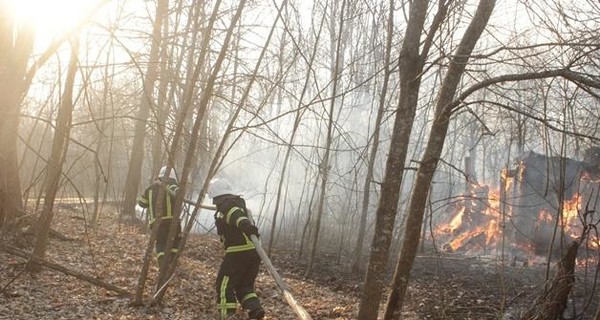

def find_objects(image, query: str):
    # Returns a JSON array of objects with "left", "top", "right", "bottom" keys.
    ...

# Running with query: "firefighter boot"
[
  {"left": 248, "top": 308, "right": 265, "bottom": 320},
  {"left": 243, "top": 298, "right": 264, "bottom": 320}
]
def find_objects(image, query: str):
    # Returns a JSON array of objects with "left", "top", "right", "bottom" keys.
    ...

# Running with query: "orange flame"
[{"left": 435, "top": 185, "right": 600, "bottom": 253}]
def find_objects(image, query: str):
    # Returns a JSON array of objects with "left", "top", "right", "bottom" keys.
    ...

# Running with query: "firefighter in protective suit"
[
  {"left": 208, "top": 178, "right": 265, "bottom": 320},
  {"left": 137, "top": 166, "right": 181, "bottom": 272}
]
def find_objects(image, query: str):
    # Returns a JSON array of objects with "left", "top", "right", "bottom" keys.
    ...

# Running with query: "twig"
[{"left": 1, "top": 264, "right": 27, "bottom": 295}]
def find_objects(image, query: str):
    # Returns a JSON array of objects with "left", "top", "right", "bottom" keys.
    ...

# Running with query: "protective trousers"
[
  {"left": 155, "top": 219, "right": 181, "bottom": 270},
  {"left": 216, "top": 250, "right": 262, "bottom": 319}
]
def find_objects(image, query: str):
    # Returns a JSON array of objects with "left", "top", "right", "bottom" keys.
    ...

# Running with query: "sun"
[{"left": 7, "top": 0, "right": 99, "bottom": 44}]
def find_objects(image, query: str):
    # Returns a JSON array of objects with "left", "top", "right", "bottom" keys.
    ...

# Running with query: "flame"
[
  {"left": 435, "top": 182, "right": 502, "bottom": 252},
  {"left": 485, "top": 219, "right": 499, "bottom": 245},
  {"left": 589, "top": 236, "right": 600, "bottom": 249},
  {"left": 433, "top": 172, "right": 598, "bottom": 262},
  {"left": 501, "top": 168, "right": 514, "bottom": 194},
  {"left": 447, "top": 227, "right": 485, "bottom": 251},
  {"left": 562, "top": 193, "right": 582, "bottom": 237},
  {"left": 447, "top": 206, "right": 466, "bottom": 233}
]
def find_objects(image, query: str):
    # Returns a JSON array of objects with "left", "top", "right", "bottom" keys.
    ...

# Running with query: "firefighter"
[
  {"left": 137, "top": 166, "right": 181, "bottom": 273},
  {"left": 208, "top": 178, "right": 264, "bottom": 320}
]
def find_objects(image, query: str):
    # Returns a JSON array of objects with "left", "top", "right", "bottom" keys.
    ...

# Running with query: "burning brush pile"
[{"left": 432, "top": 150, "right": 600, "bottom": 265}]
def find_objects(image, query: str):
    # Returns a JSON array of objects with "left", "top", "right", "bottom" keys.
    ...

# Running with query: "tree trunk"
[
  {"left": 357, "top": 0, "right": 430, "bottom": 317},
  {"left": 521, "top": 241, "right": 579, "bottom": 320},
  {"left": 268, "top": 1, "right": 323, "bottom": 255},
  {"left": 304, "top": 0, "right": 347, "bottom": 278},
  {"left": 91, "top": 43, "right": 115, "bottom": 228},
  {"left": 383, "top": 0, "right": 496, "bottom": 318},
  {"left": 120, "top": 0, "right": 168, "bottom": 218},
  {"left": 299, "top": 172, "right": 320, "bottom": 259},
  {"left": 351, "top": 0, "right": 394, "bottom": 275},
  {"left": 0, "top": 9, "right": 33, "bottom": 232},
  {"left": 151, "top": 8, "right": 172, "bottom": 176},
  {"left": 28, "top": 38, "right": 80, "bottom": 272}
]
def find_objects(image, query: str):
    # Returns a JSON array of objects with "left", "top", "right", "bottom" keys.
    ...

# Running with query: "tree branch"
[{"left": 0, "top": 243, "right": 131, "bottom": 297}]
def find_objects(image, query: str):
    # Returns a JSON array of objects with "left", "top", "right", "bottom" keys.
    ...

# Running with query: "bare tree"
[
  {"left": 358, "top": 0, "right": 450, "bottom": 317},
  {"left": 383, "top": 0, "right": 496, "bottom": 317},
  {"left": 120, "top": 0, "right": 168, "bottom": 219},
  {"left": 0, "top": 6, "right": 34, "bottom": 231},
  {"left": 304, "top": 0, "right": 348, "bottom": 278},
  {"left": 351, "top": 0, "right": 395, "bottom": 275},
  {"left": 267, "top": 0, "right": 324, "bottom": 255},
  {"left": 152, "top": 0, "right": 252, "bottom": 303},
  {"left": 28, "top": 38, "right": 80, "bottom": 271}
]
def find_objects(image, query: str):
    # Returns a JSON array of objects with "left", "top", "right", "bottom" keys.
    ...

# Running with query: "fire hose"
[{"left": 249, "top": 234, "right": 312, "bottom": 320}]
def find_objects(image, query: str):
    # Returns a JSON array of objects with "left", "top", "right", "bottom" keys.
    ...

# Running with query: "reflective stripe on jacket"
[{"left": 215, "top": 205, "right": 256, "bottom": 253}]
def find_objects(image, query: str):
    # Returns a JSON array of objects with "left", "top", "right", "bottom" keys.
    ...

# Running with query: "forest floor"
[{"left": 1, "top": 206, "right": 599, "bottom": 319}]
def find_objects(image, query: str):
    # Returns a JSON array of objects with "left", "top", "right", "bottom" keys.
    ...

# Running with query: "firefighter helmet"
[
  {"left": 158, "top": 166, "right": 178, "bottom": 181},
  {"left": 207, "top": 178, "right": 234, "bottom": 198}
]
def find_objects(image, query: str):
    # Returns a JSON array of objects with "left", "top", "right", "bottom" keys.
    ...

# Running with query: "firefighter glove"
[{"left": 240, "top": 224, "right": 259, "bottom": 238}]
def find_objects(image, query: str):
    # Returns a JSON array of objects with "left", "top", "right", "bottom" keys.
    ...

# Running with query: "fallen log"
[
  {"left": 0, "top": 243, "right": 131, "bottom": 297},
  {"left": 521, "top": 240, "right": 580, "bottom": 320}
]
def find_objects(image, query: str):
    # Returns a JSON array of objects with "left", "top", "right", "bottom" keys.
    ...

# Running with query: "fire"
[
  {"left": 562, "top": 193, "right": 582, "bottom": 237},
  {"left": 434, "top": 184, "right": 594, "bottom": 257},
  {"left": 446, "top": 227, "right": 485, "bottom": 252},
  {"left": 485, "top": 219, "right": 498, "bottom": 246},
  {"left": 501, "top": 168, "right": 514, "bottom": 193},
  {"left": 434, "top": 183, "right": 503, "bottom": 253},
  {"left": 447, "top": 206, "right": 466, "bottom": 233}
]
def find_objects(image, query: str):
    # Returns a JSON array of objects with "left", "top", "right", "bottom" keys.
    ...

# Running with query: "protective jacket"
[
  {"left": 137, "top": 177, "right": 181, "bottom": 265},
  {"left": 214, "top": 195, "right": 256, "bottom": 253},
  {"left": 137, "top": 177, "right": 179, "bottom": 225}
]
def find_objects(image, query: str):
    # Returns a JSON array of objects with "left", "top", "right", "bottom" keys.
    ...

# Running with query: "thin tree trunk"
[
  {"left": 268, "top": 0, "right": 325, "bottom": 255},
  {"left": 151, "top": 7, "right": 172, "bottom": 176},
  {"left": 0, "top": 10, "right": 33, "bottom": 231},
  {"left": 120, "top": 0, "right": 168, "bottom": 218},
  {"left": 383, "top": 1, "right": 496, "bottom": 318},
  {"left": 133, "top": 205, "right": 165, "bottom": 305},
  {"left": 522, "top": 240, "right": 580, "bottom": 320},
  {"left": 91, "top": 42, "right": 115, "bottom": 228},
  {"left": 28, "top": 38, "right": 80, "bottom": 272},
  {"left": 299, "top": 172, "right": 320, "bottom": 259},
  {"left": 352, "top": 0, "right": 395, "bottom": 275},
  {"left": 292, "top": 168, "right": 309, "bottom": 246},
  {"left": 304, "top": 0, "right": 347, "bottom": 279}
]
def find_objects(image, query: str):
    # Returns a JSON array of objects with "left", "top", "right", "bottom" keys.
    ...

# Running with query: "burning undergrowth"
[{"left": 431, "top": 151, "right": 600, "bottom": 268}]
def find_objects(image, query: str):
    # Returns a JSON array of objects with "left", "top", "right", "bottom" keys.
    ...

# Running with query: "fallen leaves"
[{"left": 0, "top": 209, "right": 359, "bottom": 319}]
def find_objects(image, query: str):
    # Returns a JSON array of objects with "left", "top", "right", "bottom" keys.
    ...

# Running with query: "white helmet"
[
  {"left": 159, "top": 166, "right": 178, "bottom": 181},
  {"left": 207, "top": 178, "right": 233, "bottom": 198}
]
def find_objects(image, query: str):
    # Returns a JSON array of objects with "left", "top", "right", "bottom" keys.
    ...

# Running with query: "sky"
[{"left": 7, "top": 0, "right": 101, "bottom": 48}]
